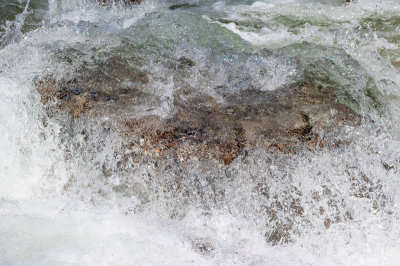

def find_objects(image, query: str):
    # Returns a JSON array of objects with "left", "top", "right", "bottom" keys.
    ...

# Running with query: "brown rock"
[
  {"left": 34, "top": 54, "right": 363, "bottom": 245},
  {"left": 35, "top": 62, "right": 359, "bottom": 166}
]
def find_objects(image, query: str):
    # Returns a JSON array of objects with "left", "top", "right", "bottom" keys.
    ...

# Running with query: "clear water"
[{"left": 0, "top": 0, "right": 400, "bottom": 265}]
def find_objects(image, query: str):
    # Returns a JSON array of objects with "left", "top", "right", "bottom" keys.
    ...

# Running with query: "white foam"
[{"left": 1, "top": 0, "right": 400, "bottom": 265}]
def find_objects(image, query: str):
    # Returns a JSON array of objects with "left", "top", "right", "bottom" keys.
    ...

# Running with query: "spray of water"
[
  {"left": 0, "top": 0, "right": 32, "bottom": 48},
  {"left": 0, "top": 0, "right": 400, "bottom": 265}
]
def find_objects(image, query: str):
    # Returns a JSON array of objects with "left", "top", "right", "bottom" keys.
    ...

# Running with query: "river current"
[{"left": 1, "top": 0, "right": 400, "bottom": 265}]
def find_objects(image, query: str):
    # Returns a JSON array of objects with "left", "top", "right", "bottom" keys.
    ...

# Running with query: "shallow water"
[{"left": 0, "top": 0, "right": 400, "bottom": 265}]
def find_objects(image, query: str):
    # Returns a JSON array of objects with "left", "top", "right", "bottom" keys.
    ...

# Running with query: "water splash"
[
  {"left": 0, "top": 0, "right": 32, "bottom": 48},
  {"left": 0, "top": 0, "right": 400, "bottom": 265}
]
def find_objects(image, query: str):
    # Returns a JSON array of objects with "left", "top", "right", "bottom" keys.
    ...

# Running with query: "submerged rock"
[
  {"left": 279, "top": 42, "right": 384, "bottom": 114},
  {"left": 35, "top": 51, "right": 363, "bottom": 246},
  {"left": 35, "top": 65, "right": 359, "bottom": 166},
  {"left": 121, "top": 82, "right": 358, "bottom": 165}
]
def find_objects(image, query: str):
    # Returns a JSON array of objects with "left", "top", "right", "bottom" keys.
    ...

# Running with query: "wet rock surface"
[
  {"left": 35, "top": 54, "right": 364, "bottom": 245},
  {"left": 121, "top": 83, "right": 359, "bottom": 165},
  {"left": 35, "top": 64, "right": 359, "bottom": 165}
]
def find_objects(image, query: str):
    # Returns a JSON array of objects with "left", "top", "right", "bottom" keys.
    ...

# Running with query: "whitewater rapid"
[{"left": 1, "top": 0, "right": 400, "bottom": 265}]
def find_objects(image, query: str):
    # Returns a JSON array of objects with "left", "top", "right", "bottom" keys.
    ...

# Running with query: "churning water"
[{"left": 1, "top": 0, "right": 400, "bottom": 265}]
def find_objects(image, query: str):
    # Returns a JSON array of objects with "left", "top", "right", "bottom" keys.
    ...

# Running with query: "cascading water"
[{"left": 0, "top": 0, "right": 400, "bottom": 265}]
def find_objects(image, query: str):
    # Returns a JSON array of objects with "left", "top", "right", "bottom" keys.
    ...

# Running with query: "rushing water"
[{"left": 1, "top": 0, "right": 400, "bottom": 265}]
